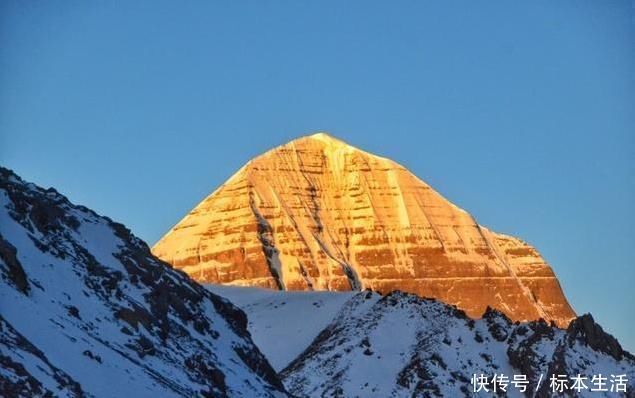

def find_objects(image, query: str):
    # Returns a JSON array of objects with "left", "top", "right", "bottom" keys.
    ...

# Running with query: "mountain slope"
[
  {"left": 279, "top": 291, "right": 634, "bottom": 397},
  {"left": 153, "top": 132, "right": 574, "bottom": 326},
  {"left": 207, "top": 284, "right": 356, "bottom": 371},
  {"left": 0, "top": 168, "right": 287, "bottom": 397}
]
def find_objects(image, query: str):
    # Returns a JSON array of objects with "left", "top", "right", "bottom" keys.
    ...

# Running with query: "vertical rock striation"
[{"left": 152, "top": 132, "right": 575, "bottom": 327}]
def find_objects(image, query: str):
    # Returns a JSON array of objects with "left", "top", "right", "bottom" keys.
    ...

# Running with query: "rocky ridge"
[
  {"left": 0, "top": 167, "right": 287, "bottom": 397},
  {"left": 279, "top": 290, "right": 635, "bottom": 397}
]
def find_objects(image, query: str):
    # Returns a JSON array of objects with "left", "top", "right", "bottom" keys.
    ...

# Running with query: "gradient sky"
[{"left": 1, "top": 1, "right": 634, "bottom": 350}]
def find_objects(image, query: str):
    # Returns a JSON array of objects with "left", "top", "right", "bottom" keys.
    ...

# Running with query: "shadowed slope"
[{"left": 0, "top": 168, "right": 287, "bottom": 398}]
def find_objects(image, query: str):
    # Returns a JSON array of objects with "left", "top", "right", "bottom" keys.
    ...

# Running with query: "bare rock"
[{"left": 153, "top": 132, "right": 575, "bottom": 326}]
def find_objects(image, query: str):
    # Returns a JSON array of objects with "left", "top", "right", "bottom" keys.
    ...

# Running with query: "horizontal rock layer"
[{"left": 152, "top": 132, "right": 575, "bottom": 327}]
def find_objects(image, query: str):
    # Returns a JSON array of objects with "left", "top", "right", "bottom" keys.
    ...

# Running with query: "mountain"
[
  {"left": 208, "top": 286, "right": 634, "bottom": 397},
  {"left": 0, "top": 168, "right": 287, "bottom": 398},
  {"left": 153, "top": 132, "right": 575, "bottom": 327},
  {"left": 1, "top": 166, "right": 630, "bottom": 398},
  {"left": 282, "top": 291, "right": 635, "bottom": 397}
]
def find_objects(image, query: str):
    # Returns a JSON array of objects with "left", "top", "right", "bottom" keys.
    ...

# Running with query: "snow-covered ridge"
[
  {"left": 207, "top": 284, "right": 634, "bottom": 397},
  {"left": 0, "top": 167, "right": 287, "bottom": 397},
  {"left": 278, "top": 290, "right": 634, "bottom": 397}
]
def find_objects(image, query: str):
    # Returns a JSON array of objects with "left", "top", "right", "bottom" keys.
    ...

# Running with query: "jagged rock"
[
  {"left": 0, "top": 315, "right": 84, "bottom": 397},
  {"left": 276, "top": 291, "right": 635, "bottom": 397},
  {"left": 153, "top": 132, "right": 575, "bottom": 326},
  {"left": 566, "top": 314, "right": 626, "bottom": 361},
  {"left": 0, "top": 234, "right": 28, "bottom": 294},
  {"left": 0, "top": 167, "right": 288, "bottom": 397}
]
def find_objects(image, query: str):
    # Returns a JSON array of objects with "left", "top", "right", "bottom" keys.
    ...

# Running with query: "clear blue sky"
[{"left": 2, "top": 1, "right": 633, "bottom": 350}]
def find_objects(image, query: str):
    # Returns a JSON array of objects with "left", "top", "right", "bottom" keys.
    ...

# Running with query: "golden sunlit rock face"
[{"left": 152, "top": 133, "right": 575, "bottom": 326}]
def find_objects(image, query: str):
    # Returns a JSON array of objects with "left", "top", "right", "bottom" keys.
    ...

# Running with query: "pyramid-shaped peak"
[
  {"left": 278, "top": 132, "right": 379, "bottom": 161},
  {"left": 307, "top": 131, "right": 339, "bottom": 142},
  {"left": 153, "top": 132, "right": 576, "bottom": 328},
  {"left": 297, "top": 132, "right": 352, "bottom": 148}
]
